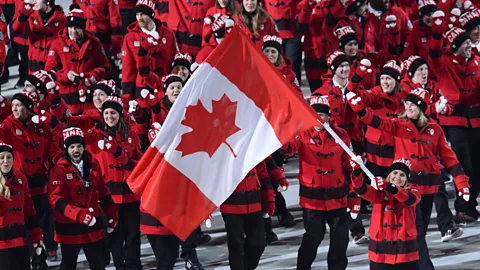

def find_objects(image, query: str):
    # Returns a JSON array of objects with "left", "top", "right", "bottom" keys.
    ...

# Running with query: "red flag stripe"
[
  {"left": 128, "top": 148, "right": 217, "bottom": 241},
  {"left": 205, "top": 27, "right": 319, "bottom": 143}
]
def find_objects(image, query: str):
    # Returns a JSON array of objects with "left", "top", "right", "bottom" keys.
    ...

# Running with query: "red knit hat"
[
  {"left": 334, "top": 26, "right": 358, "bottom": 50},
  {"left": 444, "top": 27, "right": 471, "bottom": 52},
  {"left": 402, "top": 56, "right": 428, "bottom": 78},
  {"left": 310, "top": 94, "right": 331, "bottom": 116},
  {"left": 172, "top": 52, "right": 192, "bottom": 71},
  {"left": 380, "top": 60, "right": 402, "bottom": 82},
  {"left": 418, "top": 0, "right": 437, "bottom": 18},
  {"left": 12, "top": 91, "right": 37, "bottom": 113},
  {"left": 406, "top": 88, "right": 431, "bottom": 113},
  {"left": 134, "top": 0, "right": 156, "bottom": 20},
  {"left": 25, "top": 70, "right": 56, "bottom": 95},
  {"left": 162, "top": 74, "right": 184, "bottom": 91},
  {"left": 262, "top": 35, "right": 283, "bottom": 53},
  {"left": 93, "top": 80, "right": 116, "bottom": 96},
  {"left": 327, "top": 51, "right": 351, "bottom": 74},
  {"left": 459, "top": 8, "right": 480, "bottom": 33},
  {"left": 67, "top": 5, "right": 86, "bottom": 29},
  {"left": 63, "top": 127, "right": 86, "bottom": 148},
  {"left": 101, "top": 95, "right": 123, "bottom": 114}
]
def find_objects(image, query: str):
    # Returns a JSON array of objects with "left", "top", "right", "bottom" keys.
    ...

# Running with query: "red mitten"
[
  {"left": 455, "top": 175, "right": 470, "bottom": 201},
  {"left": 351, "top": 59, "right": 372, "bottom": 83},
  {"left": 97, "top": 136, "right": 119, "bottom": 155},
  {"left": 46, "top": 80, "right": 60, "bottom": 102},
  {"left": 78, "top": 88, "right": 90, "bottom": 103},
  {"left": 77, "top": 208, "right": 96, "bottom": 226},
  {"left": 29, "top": 227, "right": 44, "bottom": 255},
  {"left": 347, "top": 196, "right": 361, "bottom": 219},
  {"left": 277, "top": 179, "right": 289, "bottom": 192},
  {"left": 375, "top": 176, "right": 386, "bottom": 191},
  {"left": 432, "top": 11, "right": 448, "bottom": 36},
  {"left": 21, "top": 0, "right": 34, "bottom": 16},
  {"left": 350, "top": 155, "right": 362, "bottom": 171},
  {"left": 346, "top": 92, "right": 365, "bottom": 112},
  {"left": 385, "top": 15, "right": 400, "bottom": 34},
  {"left": 80, "top": 72, "right": 98, "bottom": 87},
  {"left": 262, "top": 188, "right": 275, "bottom": 217},
  {"left": 104, "top": 204, "right": 118, "bottom": 233},
  {"left": 448, "top": 8, "right": 461, "bottom": 28},
  {"left": 138, "top": 89, "right": 160, "bottom": 109}
]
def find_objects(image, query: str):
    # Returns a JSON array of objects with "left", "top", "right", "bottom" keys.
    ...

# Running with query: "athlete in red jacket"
[
  {"left": 0, "top": 143, "right": 45, "bottom": 270},
  {"left": 48, "top": 127, "right": 118, "bottom": 270},
  {"left": 351, "top": 157, "right": 421, "bottom": 269},
  {"left": 280, "top": 95, "right": 350, "bottom": 270},
  {"left": 13, "top": 0, "right": 65, "bottom": 73},
  {"left": 121, "top": 0, "right": 177, "bottom": 105},
  {"left": 202, "top": 0, "right": 237, "bottom": 46},
  {"left": 429, "top": 11, "right": 480, "bottom": 220},
  {"left": 45, "top": 9, "right": 111, "bottom": 115}
]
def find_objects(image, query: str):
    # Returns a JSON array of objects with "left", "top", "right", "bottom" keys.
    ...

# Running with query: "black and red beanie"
[
  {"left": 444, "top": 27, "right": 471, "bottom": 53},
  {"left": 101, "top": 95, "right": 124, "bottom": 114},
  {"left": 172, "top": 52, "right": 193, "bottom": 71},
  {"left": 67, "top": 5, "right": 86, "bottom": 29},
  {"left": 162, "top": 74, "right": 184, "bottom": 91},
  {"left": 134, "top": 0, "right": 156, "bottom": 20},
  {"left": 327, "top": 51, "right": 351, "bottom": 74},
  {"left": 459, "top": 8, "right": 480, "bottom": 33},
  {"left": 402, "top": 56, "right": 428, "bottom": 78},
  {"left": 93, "top": 79, "right": 116, "bottom": 96},
  {"left": 62, "top": 127, "right": 86, "bottom": 149},
  {"left": 345, "top": 0, "right": 366, "bottom": 15},
  {"left": 0, "top": 143, "right": 14, "bottom": 159},
  {"left": 310, "top": 94, "right": 331, "bottom": 116},
  {"left": 262, "top": 35, "right": 283, "bottom": 53},
  {"left": 388, "top": 158, "right": 412, "bottom": 181},
  {"left": 406, "top": 88, "right": 430, "bottom": 113},
  {"left": 25, "top": 70, "right": 55, "bottom": 95},
  {"left": 334, "top": 26, "right": 358, "bottom": 51},
  {"left": 12, "top": 92, "right": 36, "bottom": 113},
  {"left": 380, "top": 60, "right": 402, "bottom": 82},
  {"left": 418, "top": 0, "right": 437, "bottom": 18}
]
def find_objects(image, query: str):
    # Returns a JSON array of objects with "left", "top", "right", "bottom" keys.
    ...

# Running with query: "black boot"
[
  {"left": 264, "top": 217, "right": 278, "bottom": 245},
  {"left": 277, "top": 211, "right": 295, "bottom": 228},
  {"left": 184, "top": 249, "right": 204, "bottom": 270},
  {"left": 196, "top": 233, "right": 211, "bottom": 246},
  {"left": 0, "top": 68, "right": 9, "bottom": 85}
]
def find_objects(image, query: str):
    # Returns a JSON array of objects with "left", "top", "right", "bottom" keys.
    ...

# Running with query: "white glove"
[
  {"left": 205, "top": 217, "right": 212, "bottom": 228},
  {"left": 128, "top": 100, "right": 138, "bottom": 113},
  {"left": 385, "top": 15, "right": 397, "bottom": 28},
  {"left": 435, "top": 96, "right": 448, "bottom": 114}
]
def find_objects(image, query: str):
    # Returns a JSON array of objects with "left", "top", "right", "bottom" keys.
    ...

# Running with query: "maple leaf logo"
[{"left": 176, "top": 94, "right": 241, "bottom": 158}]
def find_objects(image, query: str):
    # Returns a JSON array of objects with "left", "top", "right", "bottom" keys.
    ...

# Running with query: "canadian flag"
[{"left": 127, "top": 27, "right": 319, "bottom": 240}]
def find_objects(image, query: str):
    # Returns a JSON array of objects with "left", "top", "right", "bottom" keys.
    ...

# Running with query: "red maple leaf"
[{"left": 176, "top": 94, "right": 241, "bottom": 158}]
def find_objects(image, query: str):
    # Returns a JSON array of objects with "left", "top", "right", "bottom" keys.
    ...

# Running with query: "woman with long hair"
[
  {"left": 235, "top": 0, "right": 278, "bottom": 49},
  {"left": 202, "top": 0, "right": 237, "bottom": 45},
  {"left": 0, "top": 143, "right": 45, "bottom": 270},
  {"left": 83, "top": 95, "right": 143, "bottom": 270},
  {"left": 350, "top": 157, "right": 421, "bottom": 270},
  {"left": 347, "top": 88, "right": 470, "bottom": 270}
]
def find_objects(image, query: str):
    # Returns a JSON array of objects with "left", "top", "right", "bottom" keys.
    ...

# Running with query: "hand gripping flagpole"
[{"left": 320, "top": 120, "right": 377, "bottom": 188}]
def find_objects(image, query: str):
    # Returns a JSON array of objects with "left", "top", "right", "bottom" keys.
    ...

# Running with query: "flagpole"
[{"left": 321, "top": 122, "right": 377, "bottom": 187}]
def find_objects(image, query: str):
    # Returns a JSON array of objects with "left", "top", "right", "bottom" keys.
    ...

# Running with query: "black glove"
[{"left": 386, "top": 183, "right": 399, "bottom": 194}]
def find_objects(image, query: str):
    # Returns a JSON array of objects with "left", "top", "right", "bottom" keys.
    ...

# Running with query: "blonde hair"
[
  {"left": 398, "top": 110, "right": 429, "bottom": 128},
  {"left": 238, "top": 3, "right": 270, "bottom": 36},
  {"left": 386, "top": 172, "right": 408, "bottom": 188},
  {"left": 0, "top": 171, "right": 11, "bottom": 200}
]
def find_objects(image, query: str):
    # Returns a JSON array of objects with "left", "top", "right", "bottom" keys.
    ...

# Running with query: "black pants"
[
  {"left": 348, "top": 213, "right": 365, "bottom": 238},
  {"left": 370, "top": 260, "right": 419, "bottom": 270},
  {"left": 60, "top": 239, "right": 107, "bottom": 270},
  {"left": 120, "top": 9, "right": 136, "bottom": 34},
  {"left": 222, "top": 211, "right": 266, "bottom": 270},
  {"left": 270, "top": 179, "right": 287, "bottom": 215},
  {"left": 282, "top": 37, "right": 302, "bottom": 85},
  {"left": 147, "top": 234, "right": 179, "bottom": 270},
  {"left": 32, "top": 193, "right": 57, "bottom": 252},
  {"left": 444, "top": 127, "right": 480, "bottom": 213},
  {"left": 434, "top": 181, "right": 454, "bottom": 235},
  {"left": 0, "top": 245, "right": 30, "bottom": 270},
  {"left": 108, "top": 201, "right": 142, "bottom": 270},
  {"left": 415, "top": 195, "right": 434, "bottom": 270},
  {"left": 2, "top": 4, "right": 27, "bottom": 80},
  {"left": 297, "top": 208, "right": 349, "bottom": 270},
  {"left": 180, "top": 226, "right": 200, "bottom": 258}
]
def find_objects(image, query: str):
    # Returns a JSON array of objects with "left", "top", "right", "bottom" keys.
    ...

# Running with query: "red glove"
[
  {"left": 80, "top": 72, "right": 98, "bottom": 87},
  {"left": 347, "top": 196, "right": 361, "bottom": 219},
  {"left": 138, "top": 89, "right": 160, "bottom": 109},
  {"left": 104, "top": 204, "right": 118, "bottom": 233},
  {"left": 97, "top": 136, "right": 120, "bottom": 155},
  {"left": 46, "top": 79, "right": 60, "bottom": 102},
  {"left": 21, "top": 0, "right": 34, "bottom": 16},
  {"left": 350, "top": 156, "right": 362, "bottom": 171},
  {"left": 277, "top": 179, "right": 289, "bottom": 192},
  {"left": 375, "top": 176, "right": 386, "bottom": 191},
  {"left": 78, "top": 88, "right": 90, "bottom": 103},
  {"left": 346, "top": 92, "right": 365, "bottom": 112},
  {"left": 448, "top": 8, "right": 461, "bottom": 28},
  {"left": 351, "top": 59, "right": 372, "bottom": 83},
  {"left": 30, "top": 227, "right": 44, "bottom": 255},
  {"left": 455, "top": 175, "right": 470, "bottom": 201},
  {"left": 262, "top": 188, "right": 275, "bottom": 217},
  {"left": 77, "top": 208, "right": 96, "bottom": 226}
]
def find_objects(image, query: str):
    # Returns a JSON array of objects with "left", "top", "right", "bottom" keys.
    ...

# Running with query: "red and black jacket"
[
  {"left": 0, "top": 169, "right": 42, "bottom": 249},
  {"left": 352, "top": 171, "right": 421, "bottom": 264},
  {"left": 49, "top": 155, "right": 117, "bottom": 244},
  {"left": 280, "top": 125, "right": 351, "bottom": 211},
  {"left": 265, "top": 0, "right": 301, "bottom": 40}
]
